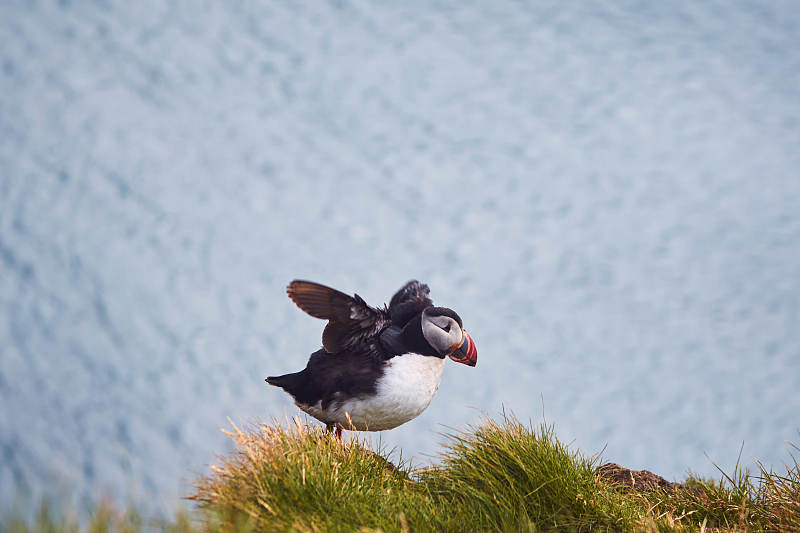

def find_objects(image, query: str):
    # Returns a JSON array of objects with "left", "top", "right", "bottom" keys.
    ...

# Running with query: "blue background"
[{"left": 2, "top": 0, "right": 799, "bottom": 515}]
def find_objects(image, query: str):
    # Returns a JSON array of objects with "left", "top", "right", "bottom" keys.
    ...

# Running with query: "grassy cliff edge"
[
  {"left": 4, "top": 416, "right": 799, "bottom": 532},
  {"left": 188, "top": 415, "right": 799, "bottom": 532}
]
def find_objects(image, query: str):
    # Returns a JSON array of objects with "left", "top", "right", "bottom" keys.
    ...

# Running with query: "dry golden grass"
[{"left": 188, "top": 416, "right": 800, "bottom": 532}]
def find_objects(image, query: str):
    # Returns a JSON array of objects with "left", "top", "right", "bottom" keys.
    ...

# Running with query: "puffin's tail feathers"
[{"left": 265, "top": 371, "right": 305, "bottom": 397}]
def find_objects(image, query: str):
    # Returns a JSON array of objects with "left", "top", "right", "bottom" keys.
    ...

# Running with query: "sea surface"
[{"left": 2, "top": 0, "right": 799, "bottom": 516}]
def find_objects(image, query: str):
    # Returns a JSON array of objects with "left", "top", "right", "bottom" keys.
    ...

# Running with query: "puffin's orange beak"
[{"left": 448, "top": 331, "right": 477, "bottom": 367}]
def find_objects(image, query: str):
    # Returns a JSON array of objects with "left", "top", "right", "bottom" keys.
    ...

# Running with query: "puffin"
[{"left": 266, "top": 279, "right": 477, "bottom": 436}]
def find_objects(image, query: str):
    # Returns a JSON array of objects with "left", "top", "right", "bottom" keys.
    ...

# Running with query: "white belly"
[{"left": 299, "top": 353, "right": 446, "bottom": 431}]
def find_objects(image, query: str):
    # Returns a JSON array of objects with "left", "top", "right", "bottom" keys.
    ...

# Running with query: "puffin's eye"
[{"left": 442, "top": 323, "right": 451, "bottom": 333}]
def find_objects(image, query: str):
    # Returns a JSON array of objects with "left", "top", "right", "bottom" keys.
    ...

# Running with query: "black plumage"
[
  {"left": 266, "top": 347, "right": 383, "bottom": 410},
  {"left": 267, "top": 280, "right": 437, "bottom": 409}
]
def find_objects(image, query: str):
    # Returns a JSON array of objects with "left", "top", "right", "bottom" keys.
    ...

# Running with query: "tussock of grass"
[
  {"left": 5, "top": 416, "right": 799, "bottom": 532},
  {"left": 421, "top": 417, "right": 647, "bottom": 531},
  {"left": 190, "top": 418, "right": 420, "bottom": 532}
]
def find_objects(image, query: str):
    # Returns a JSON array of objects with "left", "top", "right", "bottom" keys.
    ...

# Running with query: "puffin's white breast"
[{"left": 299, "top": 353, "right": 446, "bottom": 431}]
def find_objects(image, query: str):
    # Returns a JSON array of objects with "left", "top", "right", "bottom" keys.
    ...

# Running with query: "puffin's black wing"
[
  {"left": 287, "top": 280, "right": 390, "bottom": 354},
  {"left": 388, "top": 280, "right": 433, "bottom": 326}
]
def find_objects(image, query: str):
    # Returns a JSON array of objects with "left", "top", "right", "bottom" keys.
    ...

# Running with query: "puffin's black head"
[{"left": 420, "top": 307, "right": 477, "bottom": 366}]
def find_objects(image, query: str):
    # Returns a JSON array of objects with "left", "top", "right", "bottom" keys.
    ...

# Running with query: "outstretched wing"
[
  {"left": 388, "top": 280, "right": 433, "bottom": 326},
  {"left": 287, "top": 280, "right": 390, "bottom": 354}
]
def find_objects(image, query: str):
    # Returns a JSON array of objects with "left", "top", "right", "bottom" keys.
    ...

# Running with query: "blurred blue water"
[{"left": 1, "top": 0, "right": 799, "bottom": 515}]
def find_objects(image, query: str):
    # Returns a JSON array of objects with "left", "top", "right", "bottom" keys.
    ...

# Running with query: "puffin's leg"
[{"left": 334, "top": 426, "right": 343, "bottom": 440}]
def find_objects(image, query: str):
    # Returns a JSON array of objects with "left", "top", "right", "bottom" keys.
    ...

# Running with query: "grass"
[
  {"left": 3, "top": 416, "right": 799, "bottom": 532},
  {"left": 0, "top": 499, "right": 194, "bottom": 533}
]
